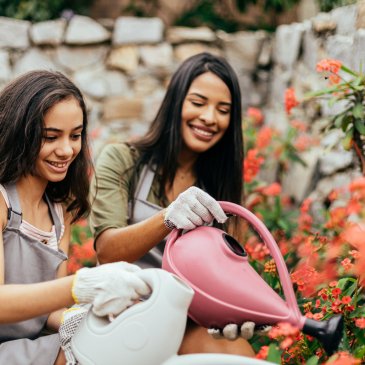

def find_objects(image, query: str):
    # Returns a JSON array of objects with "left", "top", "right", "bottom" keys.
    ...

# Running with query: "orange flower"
[
  {"left": 316, "top": 58, "right": 342, "bottom": 74},
  {"left": 355, "top": 317, "right": 365, "bottom": 328},
  {"left": 243, "top": 149, "right": 264, "bottom": 183},
  {"left": 293, "top": 134, "right": 313, "bottom": 151},
  {"left": 246, "top": 107, "right": 264, "bottom": 125},
  {"left": 256, "top": 126, "right": 273, "bottom": 149},
  {"left": 261, "top": 182, "right": 282, "bottom": 196},
  {"left": 255, "top": 345, "right": 269, "bottom": 360},
  {"left": 284, "top": 88, "right": 299, "bottom": 115},
  {"left": 316, "top": 59, "right": 342, "bottom": 84},
  {"left": 290, "top": 119, "right": 308, "bottom": 132}
]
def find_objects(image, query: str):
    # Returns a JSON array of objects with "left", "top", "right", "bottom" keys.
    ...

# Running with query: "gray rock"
[
  {"left": 166, "top": 26, "right": 216, "bottom": 43},
  {"left": 0, "top": 17, "right": 30, "bottom": 49},
  {"left": 13, "top": 48, "right": 58, "bottom": 76},
  {"left": 113, "top": 17, "right": 164, "bottom": 45},
  {"left": 56, "top": 45, "right": 108, "bottom": 72},
  {"left": 0, "top": 49, "right": 12, "bottom": 81},
  {"left": 319, "top": 150, "right": 354, "bottom": 175},
  {"left": 73, "top": 66, "right": 130, "bottom": 100},
  {"left": 30, "top": 19, "right": 66, "bottom": 46},
  {"left": 218, "top": 30, "right": 267, "bottom": 73},
  {"left": 65, "top": 15, "right": 110, "bottom": 45},
  {"left": 274, "top": 23, "right": 306, "bottom": 70}
]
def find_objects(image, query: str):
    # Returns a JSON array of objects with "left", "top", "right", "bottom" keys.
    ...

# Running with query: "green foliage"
[
  {"left": 0, "top": 0, "right": 92, "bottom": 21},
  {"left": 318, "top": 0, "right": 357, "bottom": 12},
  {"left": 176, "top": 0, "right": 301, "bottom": 32}
]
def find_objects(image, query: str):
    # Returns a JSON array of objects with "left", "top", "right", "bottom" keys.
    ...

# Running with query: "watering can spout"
[{"left": 302, "top": 315, "right": 344, "bottom": 356}]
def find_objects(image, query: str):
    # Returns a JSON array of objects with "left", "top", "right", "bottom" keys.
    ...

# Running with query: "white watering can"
[{"left": 71, "top": 268, "right": 274, "bottom": 365}]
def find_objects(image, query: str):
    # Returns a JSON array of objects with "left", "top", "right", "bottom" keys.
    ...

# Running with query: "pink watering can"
[{"left": 162, "top": 201, "right": 344, "bottom": 355}]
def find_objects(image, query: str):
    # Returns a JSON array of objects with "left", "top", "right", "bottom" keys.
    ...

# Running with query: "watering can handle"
[{"left": 218, "top": 201, "right": 302, "bottom": 323}]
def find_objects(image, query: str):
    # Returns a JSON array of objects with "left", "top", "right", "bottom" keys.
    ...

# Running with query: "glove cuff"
[{"left": 72, "top": 267, "right": 101, "bottom": 304}]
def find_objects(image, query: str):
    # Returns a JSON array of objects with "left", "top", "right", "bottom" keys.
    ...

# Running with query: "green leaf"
[
  {"left": 353, "top": 103, "right": 364, "bottom": 119},
  {"left": 355, "top": 119, "right": 365, "bottom": 135},
  {"left": 334, "top": 114, "right": 345, "bottom": 128},
  {"left": 267, "top": 343, "right": 282, "bottom": 364},
  {"left": 305, "top": 356, "right": 319, "bottom": 365},
  {"left": 353, "top": 344, "right": 365, "bottom": 358},
  {"left": 341, "top": 64, "right": 360, "bottom": 77},
  {"left": 342, "top": 127, "right": 353, "bottom": 150}
]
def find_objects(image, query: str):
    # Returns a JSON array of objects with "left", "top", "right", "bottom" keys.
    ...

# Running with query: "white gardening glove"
[
  {"left": 208, "top": 322, "right": 272, "bottom": 341},
  {"left": 72, "top": 262, "right": 151, "bottom": 317},
  {"left": 164, "top": 186, "right": 227, "bottom": 230},
  {"left": 59, "top": 304, "right": 90, "bottom": 365}
]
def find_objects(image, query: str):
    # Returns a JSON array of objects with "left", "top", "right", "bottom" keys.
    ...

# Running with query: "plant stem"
[{"left": 352, "top": 139, "right": 365, "bottom": 175}]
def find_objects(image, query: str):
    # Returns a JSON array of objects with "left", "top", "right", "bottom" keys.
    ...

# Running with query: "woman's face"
[
  {"left": 35, "top": 97, "right": 83, "bottom": 183},
  {"left": 181, "top": 71, "right": 231, "bottom": 155}
]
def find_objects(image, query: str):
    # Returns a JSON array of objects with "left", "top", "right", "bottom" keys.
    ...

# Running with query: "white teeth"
[
  {"left": 192, "top": 127, "right": 213, "bottom": 137},
  {"left": 48, "top": 161, "right": 67, "bottom": 168}
]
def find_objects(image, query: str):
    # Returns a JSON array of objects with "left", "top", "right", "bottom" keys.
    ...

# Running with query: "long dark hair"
[
  {"left": 0, "top": 70, "right": 92, "bottom": 222},
  {"left": 130, "top": 52, "right": 243, "bottom": 205}
]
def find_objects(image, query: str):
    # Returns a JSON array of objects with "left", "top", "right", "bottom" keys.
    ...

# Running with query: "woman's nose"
[
  {"left": 200, "top": 106, "right": 216, "bottom": 124},
  {"left": 55, "top": 141, "right": 73, "bottom": 157}
]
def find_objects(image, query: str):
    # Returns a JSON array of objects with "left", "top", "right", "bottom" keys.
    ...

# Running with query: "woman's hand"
[
  {"left": 72, "top": 262, "right": 151, "bottom": 317},
  {"left": 164, "top": 186, "right": 227, "bottom": 230}
]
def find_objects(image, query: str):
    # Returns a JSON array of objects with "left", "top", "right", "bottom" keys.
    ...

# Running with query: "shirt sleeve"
[{"left": 89, "top": 143, "right": 136, "bottom": 240}]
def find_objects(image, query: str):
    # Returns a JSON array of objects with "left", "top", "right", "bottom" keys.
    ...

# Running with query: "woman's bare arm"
[{"left": 96, "top": 209, "right": 171, "bottom": 264}]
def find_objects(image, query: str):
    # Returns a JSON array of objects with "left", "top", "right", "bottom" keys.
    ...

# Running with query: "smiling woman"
[
  {"left": 88, "top": 53, "right": 257, "bottom": 357},
  {"left": 37, "top": 98, "right": 83, "bottom": 183}
]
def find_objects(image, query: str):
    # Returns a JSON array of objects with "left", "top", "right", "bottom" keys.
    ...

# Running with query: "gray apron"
[
  {"left": 128, "top": 165, "right": 166, "bottom": 269},
  {"left": 0, "top": 183, "right": 67, "bottom": 365}
]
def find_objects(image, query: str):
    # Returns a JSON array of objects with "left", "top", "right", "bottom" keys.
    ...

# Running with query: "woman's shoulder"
[
  {"left": 95, "top": 142, "right": 140, "bottom": 177},
  {"left": 98, "top": 142, "right": 139, "bottom": 165}
]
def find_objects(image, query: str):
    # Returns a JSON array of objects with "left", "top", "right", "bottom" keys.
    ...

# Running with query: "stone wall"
[{"left": 0, "top": 2, "right": 363, "bottom": 206}]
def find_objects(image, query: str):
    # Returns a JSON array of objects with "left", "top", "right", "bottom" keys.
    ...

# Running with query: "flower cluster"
[{"left": 241, "top": 104, "right": 365, "bottom": 364}]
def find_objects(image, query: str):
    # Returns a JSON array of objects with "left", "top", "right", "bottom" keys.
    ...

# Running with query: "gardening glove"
[
  {"left": 59, "top": 304, "right": 89, "bottom": 365},
  {"left": 208, "top": 322, "right": 272, "bottom": 341},
  {"left": 164, "top": 186, "right": 227, "bottom": 230},
  {"left": 72, "top": 261, "right": 151, "bottom": 317}
]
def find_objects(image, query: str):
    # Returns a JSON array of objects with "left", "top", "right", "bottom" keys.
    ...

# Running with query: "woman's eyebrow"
[{"left": 43, "top": 125, "right": 83, "bottom": 132}]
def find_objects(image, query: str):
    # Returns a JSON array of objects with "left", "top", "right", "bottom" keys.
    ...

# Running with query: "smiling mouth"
[
  {"left": 191, "top": 126, "right": 215, "bottom": 137},
  {"left": 47, "top": 161, "right": 68, "bottom": 168}
]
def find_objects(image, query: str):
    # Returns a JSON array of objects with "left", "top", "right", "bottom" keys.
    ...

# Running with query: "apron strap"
[
  {"left": 134, "top": 165, "right": 156, "bottom": 201},
  {"left": 3, "top": 183, "right": 22, "bottom": 229},
  {"left": 44, "top": 194, "right": 62, "bottom": 242}
]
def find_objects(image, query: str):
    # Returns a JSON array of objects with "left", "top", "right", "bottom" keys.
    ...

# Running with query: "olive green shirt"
[{"left": 89, "top": 143, "right": 163, "bottom": 240}]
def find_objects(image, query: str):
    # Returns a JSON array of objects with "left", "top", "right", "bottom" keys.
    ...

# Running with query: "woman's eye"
[
  {"left": 71, "top": 134, "right": 82, "bottom": 140},
  {"left": 218, "top": 109, "right": 230, "bottom": 115},
  {"left": 43, "top": 135, "right": 56, "bottom": 141},
  {"left": 191, "top": 101, "right": 204, "bottom": 107}
]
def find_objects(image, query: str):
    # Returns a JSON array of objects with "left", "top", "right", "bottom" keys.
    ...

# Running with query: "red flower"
[
  {"left": 316, "top": 59, "right": 342, "bottom": 84},
  {"left": 355, "top": 317, "right": 365, "bottom": 328},
  {"left": 246, "top": 107, "right": 264, "bottom": 125},
  {"left": 261, "top": 182, "right": 282, "bottom": 196},
  {"left": 256, "top": 126, "right": 273, "bottom": 150},
  {"left": 284, "top": 88, "right": 299, "bottom": 115},
  {"left": 255, "top": 345, "right": 269, "bottom": 360},
  {"left": 316, "top": 58, "right": 342, "bottom": 74},
  {"left": 243, "top": 149, "right": 264, "bottom": 183}
]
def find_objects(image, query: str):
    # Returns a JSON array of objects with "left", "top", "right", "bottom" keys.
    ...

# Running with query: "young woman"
[
  {"left": 0, "top": 70, "right": 150, "bottom": 365},
  {"left": 89, "top": 53, "right": 256, "bottom": 355}
]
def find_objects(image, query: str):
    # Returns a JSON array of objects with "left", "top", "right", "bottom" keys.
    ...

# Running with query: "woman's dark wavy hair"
[
  {"left": 0, "top": 70, "right": 92, "bottom": 222},
  {"left": 130, "top": 52, "right": 243, "bottom": 204}
]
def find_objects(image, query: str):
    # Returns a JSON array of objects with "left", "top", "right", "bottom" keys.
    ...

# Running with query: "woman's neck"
[
  {"left": 16, "top": 175, "right": 48, "bottom": 209},
  {"left": 177, "top": 147, "right": 198, "bottom": 174}
]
